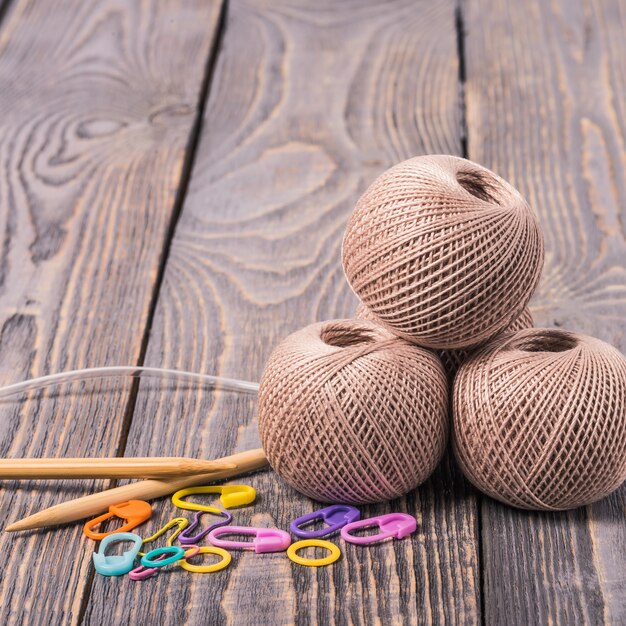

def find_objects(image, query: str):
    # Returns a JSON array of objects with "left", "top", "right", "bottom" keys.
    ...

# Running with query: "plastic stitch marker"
[
  {"left": 172, "top": 485, "right": 256, "bottom": 511},
  {"left": 208, "top": 526, "right": 291, "bottom": 553},
  {"left": 130, "top": 545, "right": 200, "bottom": 581},
  {"left": 178, "top": 509, "right": 232, "bottom": 545},
  {"left": 83, "top": 500, "right": 152, "bottom": 540},
  {"left": 341, "top": 513, "right": 417, "bottom": 545},
  {"left": 179, "top": 547, "right": 231, "bottom": 574},
  {"left": 287, "top": 539, "right": 341, "bottom": 567},
  {"left": 140, "top": 546, "right": 186, "bottom": 569},
  {"left": 129, "top": 563, "right": 159, "bottom": 581},
  {"left": 182, "top": 545, "right": 201, "bottom": 559},
  {"left": 92, "top": 532, "right": 143, "bottom": 576},
  {"left": 138, "top": 517, "right": 188, "bottom": 556},
  {"left": 290, "top": 505, "right": 360, "bottom": 539}
]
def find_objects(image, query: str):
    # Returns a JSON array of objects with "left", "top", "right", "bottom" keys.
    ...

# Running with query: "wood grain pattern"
[
  {"left": 464, "top": 0, "right": 626, "bottom": 623},
  {"left": 4, "top": 0, "right": 622, "bottom": 623},
  {"left": 0, "top": 0, "right": 223, "bottom": 623},
  {"left": 81, "top": 1, "right": 480, "bottom": 625}
]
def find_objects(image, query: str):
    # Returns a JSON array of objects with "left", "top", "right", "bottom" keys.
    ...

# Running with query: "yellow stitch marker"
[
  {"left": 172, "top": 485, "right": 256, "bottom": 511},
  {"left": 287, "top": 539, "right": 341, "bottom": 567},
  {"left": 138, "top": 517, "right": 189, "bottom": 556},
  {"left": 179, "top": 547, "right": 232, "bottom": 574}
]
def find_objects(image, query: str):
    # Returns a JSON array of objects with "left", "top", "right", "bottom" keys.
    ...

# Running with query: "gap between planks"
[{"left": 72, "top": 1, "right": 231, "bottom": 624}]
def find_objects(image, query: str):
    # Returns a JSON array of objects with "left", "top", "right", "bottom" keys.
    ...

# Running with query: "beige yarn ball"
[
  {"left": 342, "top": 155, "right": 544, "bottom": 349},
  {"left": 453, "top": 328, "right": 626, "bottom": 510},
  {"left": 257, "top": 319, "right": 449, "bottom": 504},
  {"left": 355, "top": 302, "right": 534, "bottom": 381}
]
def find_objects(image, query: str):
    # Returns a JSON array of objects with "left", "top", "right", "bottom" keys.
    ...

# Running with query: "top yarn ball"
[{"left": 342, "top": 155, "right": 544, "bottom": 349}]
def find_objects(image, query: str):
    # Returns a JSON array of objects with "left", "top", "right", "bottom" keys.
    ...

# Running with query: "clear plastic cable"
[{"left": 0, "top": 366, "right": 259, "bottom": 399}]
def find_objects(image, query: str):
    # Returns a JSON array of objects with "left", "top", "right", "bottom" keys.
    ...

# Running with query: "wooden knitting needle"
[
  {"left": 0, "top": 457, "right": 236, "bottom": 480},
  {"left": 5, "top": 448, "right": 269, "bottom": 532}
]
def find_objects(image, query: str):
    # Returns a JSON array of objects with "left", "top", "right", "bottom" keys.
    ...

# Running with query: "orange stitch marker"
[{"left": 83, "top": 500, "right": 152, "bottom": 540}]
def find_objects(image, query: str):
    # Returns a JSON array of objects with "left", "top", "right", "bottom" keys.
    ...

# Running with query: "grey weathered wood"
[
  {"left": 0, "top": 0, "right": 223, "bottom": 623},
  {"left": 82, "top": 1, "right": 480, "bottom": 624},
  {"left": 464, "top": 0, "right": 626, "bottom": 623}
]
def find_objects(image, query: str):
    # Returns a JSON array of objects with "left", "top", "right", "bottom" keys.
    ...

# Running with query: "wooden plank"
[
  {"left": 81, "top": 1, "right": 481, "bottom": 624},
  {"left": 0, "top": 1, "right": 223, "bottom": 624},
  {"left": 464, "top": 0, "right": 626, "bottom": 623},
  {"left": 0, "top": 0, "right": 13, "bottom": 27}
]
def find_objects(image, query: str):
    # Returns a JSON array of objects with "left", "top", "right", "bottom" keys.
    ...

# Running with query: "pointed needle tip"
[{"left": 5, "top": 516, "right": 40, "bottom": 532}]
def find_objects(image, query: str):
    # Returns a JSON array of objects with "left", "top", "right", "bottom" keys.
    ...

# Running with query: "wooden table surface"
[{"left": 0, "top": 0, "right": 624, "bottom": 624}]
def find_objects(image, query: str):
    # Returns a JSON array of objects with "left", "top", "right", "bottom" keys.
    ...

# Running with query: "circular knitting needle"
[
  {"left": 0, "top": 457, "right": 236, "bottom": 480},
  {"left": 5, "top": 448, "right": 268, "bottom": 532}
]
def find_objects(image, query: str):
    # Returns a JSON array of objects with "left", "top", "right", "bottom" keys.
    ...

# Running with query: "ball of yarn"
[
  {"left": 438, "top": 307, "right": 534, "bottom": 381},
  {"left": 257, "top": 319, "right": 449, "bottom": 504},
  {"left": 342, "top": 155, "right": 544, "bottom": 349},
  {"left": 453, "top": 328, "right": 626, "bottom": 510},
  {"left": 355, "top": 302, "right": 534, "bottom": 381}
]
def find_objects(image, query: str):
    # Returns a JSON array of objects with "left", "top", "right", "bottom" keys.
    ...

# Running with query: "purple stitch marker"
[{"left": 178, "top": 509, "right": 232, "bottom": 545}]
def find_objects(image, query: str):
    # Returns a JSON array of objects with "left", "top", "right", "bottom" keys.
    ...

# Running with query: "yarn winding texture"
[
  {"left": 356, "top": 302, "right": 534, "bottom": 382},
  {"left": 257, "top": 319, "right": 449, "bottom": 504},
  {"left": 342, "top": 155, "right": 544, "bottom": 349},
  {"left": 452, "top": 328, "right": 626, "bottom": 510}
]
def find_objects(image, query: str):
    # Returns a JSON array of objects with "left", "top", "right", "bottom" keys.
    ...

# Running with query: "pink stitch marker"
[
  {"left": 340, "top": 513, "right": 417, "bottom": 545},
  {"left": 208, "top": 526, "right": 291, "bottom": 553}
]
